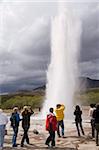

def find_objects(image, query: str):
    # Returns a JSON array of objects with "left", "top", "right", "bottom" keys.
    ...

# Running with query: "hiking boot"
[
  {"left": 45, "top": 142, "right": 50, "bottom": 147},
  {"left": 21, "top": 144, "right": 24, "bottom": 147},
  {"left": 13, "top": 144, "right": 17, "bottom": 147}
]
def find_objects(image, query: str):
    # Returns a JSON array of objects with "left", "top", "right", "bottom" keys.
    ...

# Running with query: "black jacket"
[
  {"left": 74, "top": 110, "right": 82, "bottom": 122},
  {"left": 22, "top": 111, "right": 33, "bottom": 129},
  {"left": 93, "top": 109, "right": 99, "bottom": 124}
]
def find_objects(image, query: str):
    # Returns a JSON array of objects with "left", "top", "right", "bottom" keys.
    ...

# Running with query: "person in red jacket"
[{"left": 45, "top": 108, "right": 57, "bottom": 148}]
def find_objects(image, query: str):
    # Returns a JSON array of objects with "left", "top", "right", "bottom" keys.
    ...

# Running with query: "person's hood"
[{"left": 47, "top": 112, "right": 55, "bottom": 118}]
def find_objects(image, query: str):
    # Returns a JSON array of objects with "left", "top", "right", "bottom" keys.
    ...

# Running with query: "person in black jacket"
[
  {"left": 93, "top": 104, "right": 99, "bottom": 146},
  {"left": 21, "top": 106, "right": 34, "bottom": 147},
  {"left": 10, "top": 107, "right": 21, "bottom": 147},
  {"left": 74, "top": 105, "right": 85, "bottom": 137}
]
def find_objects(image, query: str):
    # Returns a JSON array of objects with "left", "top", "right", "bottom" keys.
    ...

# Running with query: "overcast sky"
[{"left": 0, "top": 0, "right": 99, "bottom": 93}]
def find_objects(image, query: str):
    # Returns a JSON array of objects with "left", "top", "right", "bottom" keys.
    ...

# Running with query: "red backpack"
[{"left": 46, "top": 114, "right": 57, "bottom": 131}]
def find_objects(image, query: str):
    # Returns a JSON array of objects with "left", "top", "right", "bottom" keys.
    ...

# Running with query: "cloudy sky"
[{"left": 0, "top": 0, "right": 99, "bottom": 93}]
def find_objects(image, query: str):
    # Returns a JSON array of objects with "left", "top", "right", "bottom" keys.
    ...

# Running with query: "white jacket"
[
  {"left": 0, "top": 112, "right": 8, "bottom": 125},
  {"left": 89, "top": 107, "right": 96, "bottom": 119}
]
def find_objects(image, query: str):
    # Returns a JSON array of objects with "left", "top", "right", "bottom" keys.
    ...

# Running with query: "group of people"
[
  {"left": 10, "top": 106, "right": 34, "bottom": 147},
  {"left": 45, "top": 103, "right": 99, "bottom": 147},
  {"left": 0, "top": 103, "right": 99, "bottom": 150},
  {"left": 45, "top": 104, "right": 85, "bottom": 148},
  {"left": 0, "top": 106, "right": 34, "bottom": 150}
]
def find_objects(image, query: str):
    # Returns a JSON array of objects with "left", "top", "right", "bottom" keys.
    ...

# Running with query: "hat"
[
  {"left": 13, "top": 107, "right": 18, "bottom": 111},
  {"left": 23, "top": 106, "right": 28, "bottom": 110}
]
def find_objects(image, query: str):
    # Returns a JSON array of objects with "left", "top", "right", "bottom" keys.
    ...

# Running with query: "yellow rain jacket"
[{"left": 55, "top": 105, "right": 65, "bottom": 121}]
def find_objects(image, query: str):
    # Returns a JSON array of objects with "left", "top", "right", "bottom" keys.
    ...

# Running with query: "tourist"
[
  {"left": 89, "top": 104, "right": 96, "bottom": 138},
  {"left": 74, "top": 105, "right": 85, "bottom": 137},
  {"left": 21, "top": 106, "right": 34, "bottom": 147},
  {"left": 10, "top": 107, "right": 21, "bottom": 147},
  {"left": 45, "top": 108, "right": 57, "bottom": 148},
  {"left": 55, "top": 104, "right": 65, "bottom": 138},
  {"left": 0, "top": 109, "right": 8, "bottom": 150},
  {"left": 93, "top": 104, "right": 99, "bottom": 146}
]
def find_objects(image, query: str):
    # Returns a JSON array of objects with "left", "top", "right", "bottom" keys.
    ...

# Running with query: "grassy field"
[
  {"left": 0, "top": 88, "right": 99, "bottom": 109},
  {"left": 0, "top": 93, "right": 44, "bottom": 109},
  {"left": 75, "top": 88, "right": 99, "bottom": 105}
]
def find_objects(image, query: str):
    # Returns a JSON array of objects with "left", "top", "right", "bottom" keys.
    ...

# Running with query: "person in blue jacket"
[{"left": 10, "top": 107, "right": 21, "bottom": 147}]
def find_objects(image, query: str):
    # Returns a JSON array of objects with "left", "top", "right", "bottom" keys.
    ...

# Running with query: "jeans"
[
  {"left": 12, "top": 126, "right": 18, "bottom": 146},
  {"left": 45, "top": 131, "right": 55, "bottom": 146},
  {"left": 57, "top": 120, "right": 64, "bottom": 137},
  {"left": 0, "top": 125, "right": 5, "bottom": 148},
  {"left": 75, "top": 121, "right": 85, "bottom": 136}
]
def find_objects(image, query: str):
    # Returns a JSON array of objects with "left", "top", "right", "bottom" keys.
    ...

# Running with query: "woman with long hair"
[{"left": 74, "top": 105, "right": 85, "bottom": 137}]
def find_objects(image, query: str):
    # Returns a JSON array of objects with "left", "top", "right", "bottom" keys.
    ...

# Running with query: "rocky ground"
[{"left": 3, "top": 107, "right": 99, "bottom": 150}]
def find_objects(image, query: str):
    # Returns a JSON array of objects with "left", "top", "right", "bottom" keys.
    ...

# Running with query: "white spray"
[{"left": 42, "top": 3, "right": 81, "bottom": 118}]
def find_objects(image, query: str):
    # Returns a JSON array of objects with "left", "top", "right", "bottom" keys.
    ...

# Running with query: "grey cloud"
[
  {"left": 79, "top": 59, "right": 99, "bottom": 79},
  {"left": 0, "top": 16, "right": 51, "bottom": 90},
  {"left": 79, "top": 4, "right": 99, "bottom": 79},
  {"left": 0, "top": 1, "right": 99, "bottom": 93},
  {"left": 80, "top": 5, "right": 99, "bottom": 62}
]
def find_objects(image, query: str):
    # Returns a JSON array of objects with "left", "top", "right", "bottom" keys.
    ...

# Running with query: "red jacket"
[{"left": 46, "top": 113, "right": 57, "bottom": 131}]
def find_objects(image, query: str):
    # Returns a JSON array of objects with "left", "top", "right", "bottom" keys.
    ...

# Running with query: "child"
[
  {"left": 45, "top": 108, "right": 57, "bottom": 148},
  {"left": 74, "top": 105, "right": 85, "bottom": 137}
]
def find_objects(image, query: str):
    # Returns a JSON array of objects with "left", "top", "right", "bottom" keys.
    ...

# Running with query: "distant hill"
[
  {"left": 0, "top": 77, "right": 99, "bottom": 96},
  {"left": 79, "top": 77, "right": 99, "bottom": 89},
  {"left": 0, "top": 85, "right": 46, "bottom": 109}
]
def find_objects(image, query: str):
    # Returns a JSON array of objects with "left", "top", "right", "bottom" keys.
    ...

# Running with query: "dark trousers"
[
  {"left": 95, "top": 124, "right": 99, "bottom": 146},
  {"left": 45, "top": 131, "right": 55, "bottom": 146},
  {"left": 91, "top": 119, "right": 95, "bottom": 138},
  {"left": 12, "top": 126, "right": 18, "bottom": 146},
  {"left": 57, "top": 120, "right": 64, "bottom": 137},
  {"left": 75, "top": 121, "right": 85, "bottom": 136},
  {"left": 96, "top": 130, "right": 99, "bottom": 146},
  {"left": 21, "top": 128, "right": 29, "bottom": 145}
]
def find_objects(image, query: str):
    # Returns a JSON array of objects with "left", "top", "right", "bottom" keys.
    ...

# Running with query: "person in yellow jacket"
[{"left": 55, "top": 104, "right": 65, "bottom": 138}]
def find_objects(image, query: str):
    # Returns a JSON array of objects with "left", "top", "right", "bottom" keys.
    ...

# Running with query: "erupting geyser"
[{"left": 42, "top": 4, "right": 81, "bottom": 118}]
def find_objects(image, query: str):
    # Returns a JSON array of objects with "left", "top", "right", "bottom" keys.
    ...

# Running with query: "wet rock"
[{"left": 33, "top": 129, "right": 39, "bottom": 134}]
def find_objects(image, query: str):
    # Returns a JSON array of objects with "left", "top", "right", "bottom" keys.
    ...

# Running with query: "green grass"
[{"left": 0, "top": 94, "right": 44, "bottom": 109}]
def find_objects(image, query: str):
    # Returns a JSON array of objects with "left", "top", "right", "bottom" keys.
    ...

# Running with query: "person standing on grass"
[
  {"left": 45, "top": 108, "right": 57, "bottom": 148},
  {"left": 10, "top": 107, "right": 21, "bottom": 147},
  {"left": 74, "top": 105, "right": 85, "bottom": 137},
  {"left": 93, "top": 104, "right": 99, "bottom": 146},
  {"left": 0, "top": 109, "right": 8, "bottom": 150},
  {"left": 55, "top": 104, "right": 65, "bottom": 138},
  {"left": 89, "top": 104, "right": 96, "bottom": 138},
  {"left": 21, "top": 106, "right": 34, "bottom": 147}
]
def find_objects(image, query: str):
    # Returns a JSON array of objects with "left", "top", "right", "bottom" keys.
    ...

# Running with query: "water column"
[{"left": 43, "top": 3, "right": 81, "bottom": 118}]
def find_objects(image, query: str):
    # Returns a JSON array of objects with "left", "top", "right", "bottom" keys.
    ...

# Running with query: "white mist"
[{"left": 42, "top": 4, "right": 81, "bottom": 118}]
